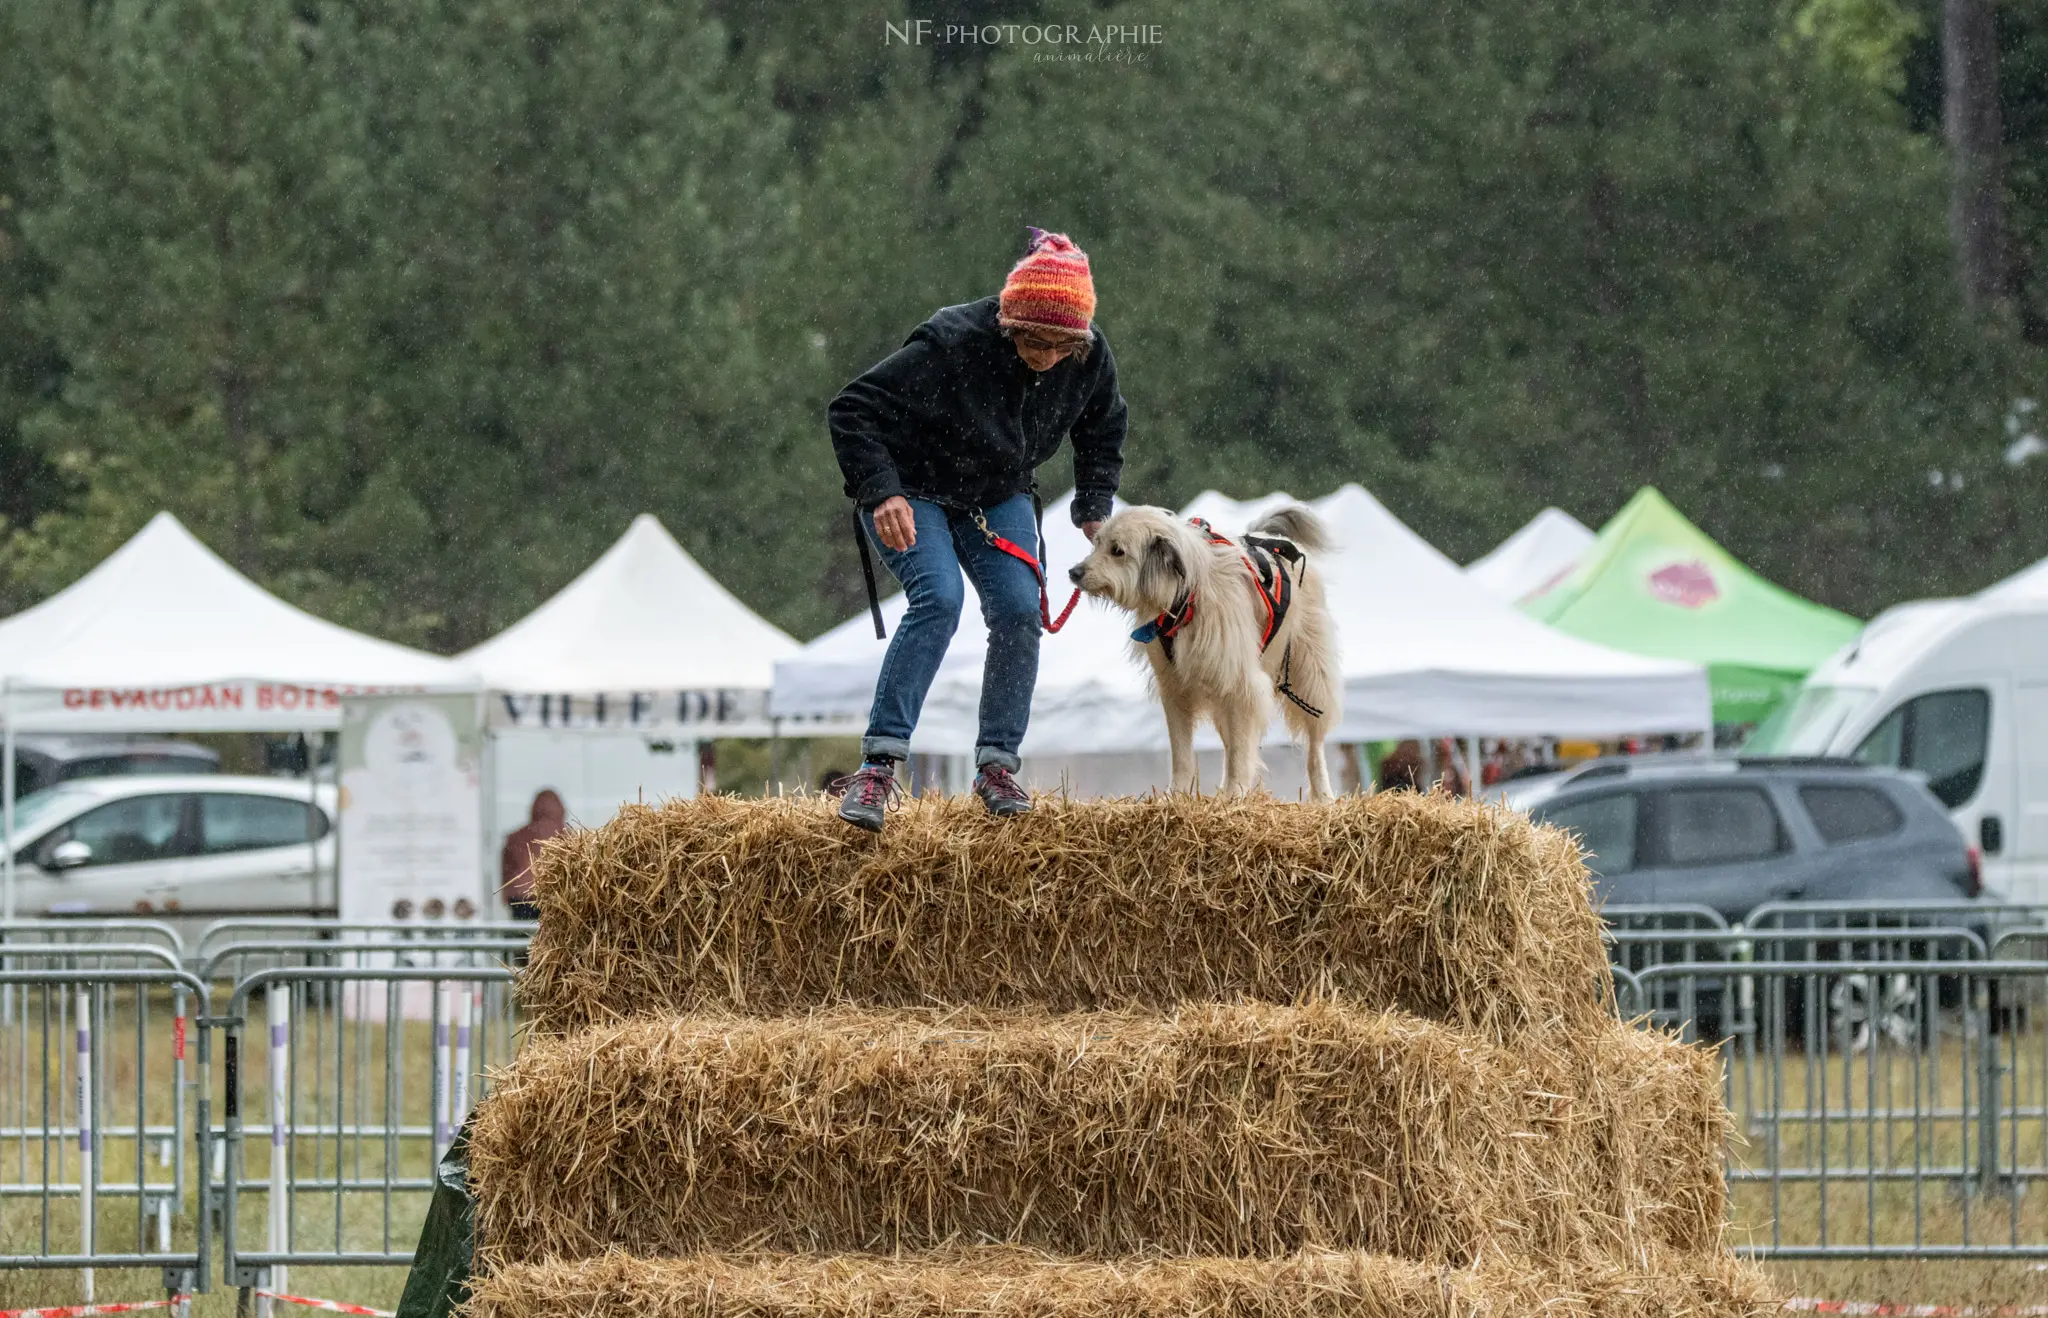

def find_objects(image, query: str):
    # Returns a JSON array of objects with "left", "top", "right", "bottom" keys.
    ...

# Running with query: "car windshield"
[
  {"left": 1742, "top": 685, "right": 1876, "bottom": 755},
  {"left": 6, "top": 785, "right": 98, "bottom": 849},
  {"left": 1500, "top": 772, "right": 1570, "bottom": 812},
  {"left": 60, "top": 753, "right": 214, "bottom": 780}
]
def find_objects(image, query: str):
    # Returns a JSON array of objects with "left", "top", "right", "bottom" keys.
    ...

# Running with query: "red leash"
[{"left": 970, "top": 510, "right": 1083, "bottom": 634}]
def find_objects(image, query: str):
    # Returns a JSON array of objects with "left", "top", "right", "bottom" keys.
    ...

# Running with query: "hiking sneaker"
[
  {"left": 973, "top": 764, "right": 1033, "bottom": 818},
  {"left": 835, "top": 763, "right": 900, "bottom": 832}
]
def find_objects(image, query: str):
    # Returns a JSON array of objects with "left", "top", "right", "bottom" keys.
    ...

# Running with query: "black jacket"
[{"left": 828, "top": 296, "right": 1128, "bottom": 526}]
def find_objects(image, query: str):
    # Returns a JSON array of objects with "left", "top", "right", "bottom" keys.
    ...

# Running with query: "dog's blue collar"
[{"left": 1131, "top": 591, "right": 1196, "bottom": 656}]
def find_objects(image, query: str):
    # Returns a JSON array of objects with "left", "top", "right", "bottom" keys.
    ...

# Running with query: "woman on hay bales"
[{"left": 828, "top": 228, "right": 1128, "bottom": 833}]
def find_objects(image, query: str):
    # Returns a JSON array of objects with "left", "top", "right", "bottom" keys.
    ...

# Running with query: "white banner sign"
[
  {"left": 2, "top": 680, "right": 436, "bottom": 732},
  {"left": 338, "top": 696, "right": 484, "bottom": 924},
  {"left": 487, "top": 688, "right": 773, "bottom": 734}
]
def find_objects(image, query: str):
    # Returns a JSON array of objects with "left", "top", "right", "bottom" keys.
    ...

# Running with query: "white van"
[{"left": 1745, "top": 585, "right": 2048, "bottom": 903}]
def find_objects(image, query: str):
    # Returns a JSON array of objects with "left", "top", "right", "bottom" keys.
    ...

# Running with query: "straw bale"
[
  {"left": 460, "top": 1247, "right": 1781, "bottom": 1318},
  {"left": 518, "top": 792, "right": 1609, "bottom": 1039},
  {"left": 469, "top": 1004, "right": 1724, "bottom": 1269},
  {"left": 1557, "top": 1018, "right": 1732, "bottom": 1256}
]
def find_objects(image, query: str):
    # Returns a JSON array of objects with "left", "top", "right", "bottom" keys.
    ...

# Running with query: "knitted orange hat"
[{"left": 998, "top": 227, "right": 1095, "bottom": 336}]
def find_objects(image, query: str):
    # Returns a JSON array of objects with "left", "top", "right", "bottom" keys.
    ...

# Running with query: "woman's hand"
[{"left": 873, "top": 496, "right": 917, "bottom": 551}]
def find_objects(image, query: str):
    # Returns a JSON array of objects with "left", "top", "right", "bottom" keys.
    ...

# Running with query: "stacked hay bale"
[{"left": 465, "top": 793, "right": 1777, "bottom": 1318}]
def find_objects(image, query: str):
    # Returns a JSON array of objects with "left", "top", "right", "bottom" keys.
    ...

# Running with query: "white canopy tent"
[
  {"left": 780, "top": 486, "right": 1709, "bottom": 792},
  {"left": 460, "top": 513, "right": 799, "bottom": 737},
  {"left": 769, "top": 491, "right": 1101, "bottom": 741},
  {"left": 925, "top": 484, "right": 1709, "bottom": 757},
  {"left": 0, "top": 512, "right": 476, "bottom": 732},
  {"left": 0, "top": 511, "right": 482, "bottom": 918},
  {"left": 459, "top": 512, "right": 802, "bottom": 834},
  {"left": 1981, "top": 553, "right": 2048, "bottom": 604},
  {"left": 1463, "top": 507, "right": 1594, "bottom": 603},
  {"left": 1302, "top": 484, "right": 1708, "bottom": 740}
]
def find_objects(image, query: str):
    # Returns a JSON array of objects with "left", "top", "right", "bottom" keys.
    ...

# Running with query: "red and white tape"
[
  {"left": 1787, "top": 1298, "right": 2048, "bottom": 1317},
  {"left": 0, "top": 1301, "right": 181, "bottom": 1318},
  {"left": 255, "top": 1291, "right": 394, "bottom": 1318}
]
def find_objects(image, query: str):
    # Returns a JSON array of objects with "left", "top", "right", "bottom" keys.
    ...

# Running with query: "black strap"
[
  {"left": 1238, "top": 541, "right": 1294, "bottom": 653},
  {"left": 1266, "top": 550, "right": 1292, "bottom": 645},
  {"left": 1276, "top": 642, "right": 1324, "bottom": 719},
  {"left": 1242, "top": 532, "right": 1303, "bottom": 567},
  {"left": 853, "top": 506, "right": 886, "bottom": 639}
]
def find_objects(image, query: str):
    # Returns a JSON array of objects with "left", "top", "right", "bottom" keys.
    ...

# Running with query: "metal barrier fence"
[
  {"left": 1743, "top": 899, "right": 2048, "bottom": 936},
  {"left": 198, "top": 940, "right": 529, "bottom": 991},
  {"left": 1, "top": 920, "right": 187, "bottom": 962},
  {"left": 190, "top": 920, "right": 536, "bottom": 967},
  {"left": 2, "top": 922, "right": 527, "bottom": 1310},
  {"left": 1619, "top": 959, "right": 2048, "bottom": 1258},
  {"left": 1602, "top": 902, "right": 1731, "bottom": 931},
  {"left": 6, "top": 904, "right": 2048, "bottom": 1301},
  {"left": 0, "top": 966, "right": 211, "bottom": 1307},
  {"left": 1608, "top": 927, "right": 1993, "bottom": 1051},
  {"left": 2, "top": 948, "right": 195, "bottom": 1262},
  {"left": 218, "top": 965, "right": 521, "bottom": 1306}
]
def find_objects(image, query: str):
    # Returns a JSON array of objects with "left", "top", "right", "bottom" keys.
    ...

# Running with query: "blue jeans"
[{"left": 863, "top": 493, "right": 1042, "bottom": 771}]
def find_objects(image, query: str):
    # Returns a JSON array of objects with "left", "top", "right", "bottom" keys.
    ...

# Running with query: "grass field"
[
  {"left": 1722, "top": 1021, "right": 2048, "bottom": 1311},
  {"left": 1724, "top": 1029, "right": 2048, "bottom": 1252}
]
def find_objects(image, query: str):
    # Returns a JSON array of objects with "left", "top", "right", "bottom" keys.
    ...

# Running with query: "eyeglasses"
[{"left": 1010, "top": 329, "right": 1090, "bottom": 357}]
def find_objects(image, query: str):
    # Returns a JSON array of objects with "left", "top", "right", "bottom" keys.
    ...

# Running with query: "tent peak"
[
  {"left": 459, "top": 508, "right": 798, "bottom": 691},
  {"left": 1525, "top": 485, "right": 1858, "bottom": 721},
  {"left": 1465, "top": 506, "right": 1594, "bottom": 603},
  {"left": 0, "top": 507, "right": 473, "bottom": 713},
  {"left": 128, "top": 510, "right": 225, "bottom": 559}
]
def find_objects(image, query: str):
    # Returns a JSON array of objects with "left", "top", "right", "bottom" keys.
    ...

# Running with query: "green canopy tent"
[{"left": 1522, "top": 487, "right": 1860, "bottom": 725}]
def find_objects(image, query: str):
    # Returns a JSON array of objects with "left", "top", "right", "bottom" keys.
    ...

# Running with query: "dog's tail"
[{"left": 1250, "top": 504, "right": 1329, "bottom": 555}]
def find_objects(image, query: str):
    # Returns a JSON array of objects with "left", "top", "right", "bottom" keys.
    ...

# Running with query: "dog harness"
[
  {"left": 1129, "top": 518, "right": 1324, "bottom": 718},
  {"left": 851, "top": 493, "right": 1082, "bottom": 639}
]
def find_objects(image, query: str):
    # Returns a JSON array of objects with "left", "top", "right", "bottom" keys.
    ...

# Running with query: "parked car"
[
  {"left": 1494, "top": 750, "right": 1719, "bottom": 814},
  {"left": 9, "top": 733, "right": 219, "bottom": 800},
  {"left": 1527, "top": 757, "right": 1978, "bottom": 921},
  {"left": 3, "top": 775, "right": 333, "bottom": 916}
]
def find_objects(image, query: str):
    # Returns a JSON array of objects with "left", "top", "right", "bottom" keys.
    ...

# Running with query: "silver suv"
[
  {"left": 5, "top": 774, "right": 335, "bottom": 917},
  {"left": 1526, "top": 757, "right": 1979, "bottom": 921}
]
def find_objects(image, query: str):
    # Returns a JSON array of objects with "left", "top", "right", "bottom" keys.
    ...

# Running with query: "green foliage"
[
  {"left": 0, "top": 0, "right": 79, "bottom": 588},
  {"left": 946, "top": 0, "right": 2019, "bottom": 611},
  {"left": 328, "top": 0, "right": 833, "bottom": 646},
  {"left": 12, "top": 0, "right": 387, "bottom": 618},
  {"left": 1, "top": 0, "right": 2045, "bottom": 647},
  {"left": 1791, "top": 0, "right": 1922, "bottom": 96}
]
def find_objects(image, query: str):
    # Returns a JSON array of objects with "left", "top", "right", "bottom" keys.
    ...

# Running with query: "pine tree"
[
  {"left": 946, "top": 0, "right": 2006, "bottom": 610},
  {"left": 0, "top": 0, "right": 84, "bottom": 600},
  {"left": 16, "top": 0, "right": 382, "bottom": 615},
  {"left": 337, "top": 0, "right": 840, "bottom": 645}
]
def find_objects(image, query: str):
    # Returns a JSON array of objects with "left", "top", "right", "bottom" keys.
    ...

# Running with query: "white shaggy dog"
[{"left": 1068, "top": 505, "right": 1341, "bottom": 799}]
